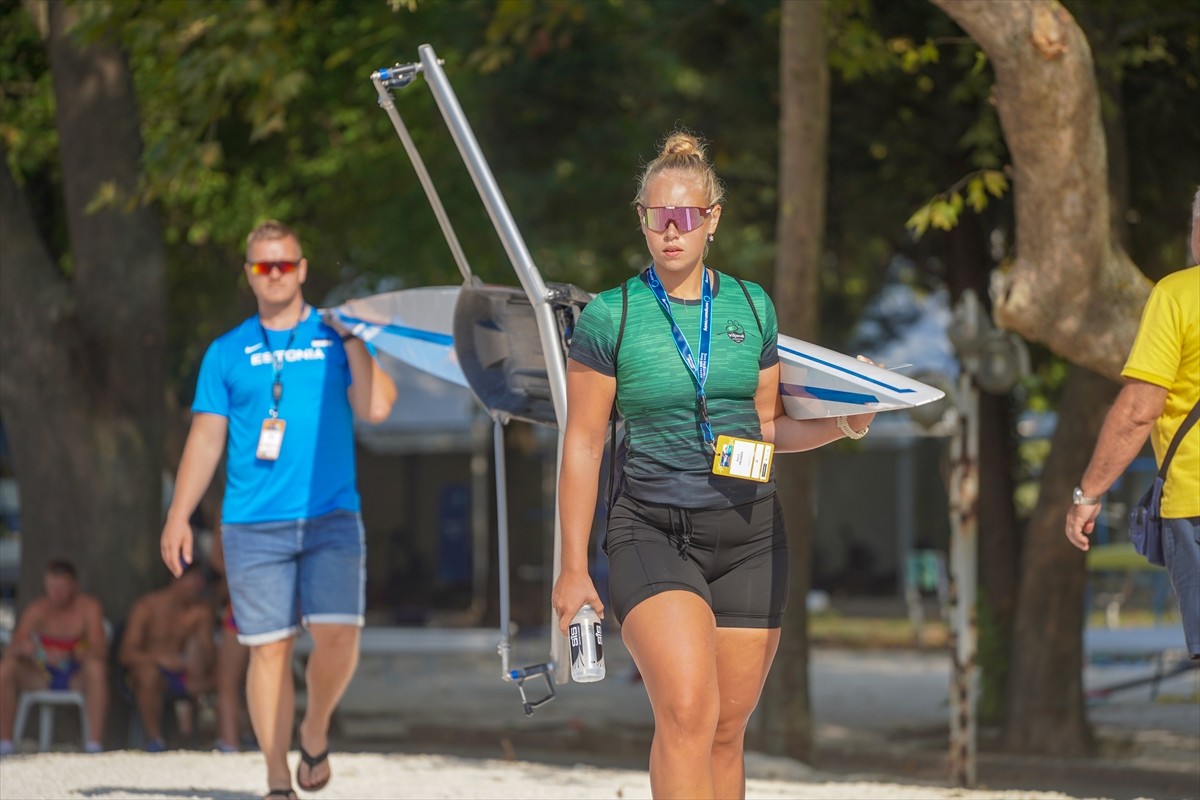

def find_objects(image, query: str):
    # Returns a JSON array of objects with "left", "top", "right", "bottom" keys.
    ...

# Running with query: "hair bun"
[
  {"left": 634, "top": 129, "right": 724, "bottom": 208},
  {"left": 661, "top": 132, "right": 705, "bottom": 161}
]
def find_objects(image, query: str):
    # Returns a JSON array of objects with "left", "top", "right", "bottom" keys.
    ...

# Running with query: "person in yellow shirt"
[{"left": 1065, "top": 189, "right": 1200, "bottom": 659}]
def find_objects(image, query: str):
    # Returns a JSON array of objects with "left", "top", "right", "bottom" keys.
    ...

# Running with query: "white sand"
[{"left": 0, "top": 750, "right": 1120, "bottom": 800}]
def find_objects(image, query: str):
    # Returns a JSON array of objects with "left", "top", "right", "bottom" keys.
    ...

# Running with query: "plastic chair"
[
  {"left": 12, "top": 689, "right": 89, "bottom": 751},
  {"left": 10, "top": 619, "right": 110, "bottom": 752}
]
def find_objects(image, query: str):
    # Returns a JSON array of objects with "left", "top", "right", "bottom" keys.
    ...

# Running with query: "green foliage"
[
  {"left": 1069, "top": 0, "right": 1200, "bottom": 278},
  {"left": 0, "top": 2, "right": 54, "bottom": 176},
  {"left": 890, "top": 36, "right": 940, "bottom": 74},
  {"left": 3, "top": 0, "right": 1196, "bottom": 397},
  {"left": 906, "top": 168, "right": 1008, "bottom": 239},
  {"left": 0, "top": 0, "right": 62, "bottom": 260}
]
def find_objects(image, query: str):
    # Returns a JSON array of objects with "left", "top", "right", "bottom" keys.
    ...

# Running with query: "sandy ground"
[
  {"left": 0, "top": 749, "right": 1124, "bottom": 800},
  {"left": 0, "top": 633, "right": 1194, "bottom": 800}
]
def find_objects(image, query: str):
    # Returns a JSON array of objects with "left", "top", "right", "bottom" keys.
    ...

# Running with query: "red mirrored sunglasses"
[
  {"left": 638, "top": 205, "right": 713, "bottom": 234},
  {"left": 248, "top": 260, "right": 300, "bottom": 276}
]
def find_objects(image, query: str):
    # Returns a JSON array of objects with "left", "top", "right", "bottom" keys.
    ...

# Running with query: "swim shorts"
[{"left": 603, "top": 492, "right": 788, "bottom": 628}]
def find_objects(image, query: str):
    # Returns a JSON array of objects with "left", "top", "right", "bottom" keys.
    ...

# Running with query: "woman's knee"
[
  {"left": 713, "top": 710, "right": 751, "bottom": 748},
  {"left": 654, "top": 685, "right": 720, "bottom": 741}
]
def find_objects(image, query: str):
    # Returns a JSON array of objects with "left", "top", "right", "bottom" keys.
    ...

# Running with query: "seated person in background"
[
  {"left": 119, "top": 562, "right": 214, "bottom": 752},
  {"left": 0, "top": 559, "right": 108, "bottom": 755},
  {"left": 212, "top": 525, "right": 251, "bottom": 753},
  {"left": 215, "top": 601, "right": 251, "bottom": 753}
]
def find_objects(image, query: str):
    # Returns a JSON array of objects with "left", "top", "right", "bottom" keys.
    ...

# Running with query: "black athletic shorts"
[{"left": 603, "top": 492, "right": 788, "bottom": 628}]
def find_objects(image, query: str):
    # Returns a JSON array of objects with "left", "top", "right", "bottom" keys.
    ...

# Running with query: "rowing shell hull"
[
  {"left": 777, "top": 333, "right": 945, "bottom": 420},
  {"left": 326, "top": 287, "right": 467, "bottom": 388},
  {"left": 330, "top": 289, "right": 946, "bottom": 422}
]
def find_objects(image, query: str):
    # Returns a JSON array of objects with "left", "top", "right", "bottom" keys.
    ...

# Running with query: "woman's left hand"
[
  {"left": 845, "top": 355, "right": 880, "bottom": 433},
  {"left": 844, "top": 411, "right": 875, "bottom": 433}
]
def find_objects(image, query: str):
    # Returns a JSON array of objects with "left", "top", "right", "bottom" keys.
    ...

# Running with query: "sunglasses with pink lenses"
[{"left": 639, "top": 205, "right": 713, "bottom": 234}]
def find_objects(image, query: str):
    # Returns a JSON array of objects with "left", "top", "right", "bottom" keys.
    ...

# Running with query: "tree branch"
[{"left": 931, "top": 0, "right": 1149, "bottom": 381}]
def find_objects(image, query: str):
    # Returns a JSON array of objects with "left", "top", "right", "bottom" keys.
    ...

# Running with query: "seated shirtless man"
[
  {"left": 0, "top": 560, "right": 108, "bottom": 755},
  {"left": 119, "top": 562, "right": 214, "bottom": 752}
]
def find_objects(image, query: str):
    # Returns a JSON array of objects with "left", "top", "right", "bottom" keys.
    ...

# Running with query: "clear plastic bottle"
[{"left": 568, "top": 603, "right": 605, "bottom": 683}]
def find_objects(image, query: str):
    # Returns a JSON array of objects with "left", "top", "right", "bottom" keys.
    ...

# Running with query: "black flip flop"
[
  {"left": 296, "top": 745, "right": 331, "bottom": 792},
  {"left": 264, "top": 790, "right": 297, "bottom": 800}
]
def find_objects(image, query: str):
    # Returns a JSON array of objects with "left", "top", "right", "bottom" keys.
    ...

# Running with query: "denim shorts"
[
  {"left": 1163, "top": 517, "right": 1200, "bottom": 658},
  {"left": 603, "top": 492, "right": 788, "bottom": 628},
  {"left": 221, "top": 509, "right": 366, "bottom": 646}
]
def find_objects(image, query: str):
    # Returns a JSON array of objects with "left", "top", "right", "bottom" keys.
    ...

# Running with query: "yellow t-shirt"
[{"left": 1121, "top": 265, "right": 1200, "bottom": 518}]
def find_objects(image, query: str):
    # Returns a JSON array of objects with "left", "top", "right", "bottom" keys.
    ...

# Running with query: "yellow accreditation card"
[
  {"left": 711, "top": 434, "right": 774, "bottom": 483},
  {"left": 256, "top": 418, "right": 286, "bottom": 461}
]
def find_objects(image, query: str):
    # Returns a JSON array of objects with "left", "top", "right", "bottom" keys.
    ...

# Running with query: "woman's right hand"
[{"left": 551, "top": 568, "right": 604, "bottom": 636}]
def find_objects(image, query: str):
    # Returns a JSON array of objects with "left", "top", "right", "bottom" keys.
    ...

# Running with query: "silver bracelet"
[{"left": 836, "top": 415, "right": 868, "bottom": 440}]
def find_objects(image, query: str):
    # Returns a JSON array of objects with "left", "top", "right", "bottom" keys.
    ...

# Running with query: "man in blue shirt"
[{"left": 161, "top": 221, "right": 396, "bottom": 800}]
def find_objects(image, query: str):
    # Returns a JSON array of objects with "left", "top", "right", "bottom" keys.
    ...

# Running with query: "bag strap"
[
  {"left": 733, "top": 276, "right": 763, "bottom": 337},
  {"left": 1157, "top": 399, "right": 1200, "bottom": 480},
  {"left": 605, "top": 279, "right": 630, "bottom": 510}
]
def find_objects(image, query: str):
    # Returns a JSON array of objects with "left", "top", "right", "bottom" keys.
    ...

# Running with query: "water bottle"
[{"left": 568, "top": 604, "right": 605, "bottom": 683}]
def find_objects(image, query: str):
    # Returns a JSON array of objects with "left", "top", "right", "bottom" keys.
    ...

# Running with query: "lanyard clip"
[{"left": 697, "top": 394, "right": 715, "bottom": 452}]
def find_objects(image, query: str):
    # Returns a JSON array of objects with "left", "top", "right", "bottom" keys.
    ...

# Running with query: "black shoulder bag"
[{"left": 1129, "top": 399, "right": 1200, "bottom": 566}]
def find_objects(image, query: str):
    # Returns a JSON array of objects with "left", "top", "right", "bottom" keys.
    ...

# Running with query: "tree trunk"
[
  {"left": 928, "top": 0, "right": 1161, "bottom": 757},
  {"left": 930, "top": 0, "right": 1146, "bottom": 381},
  {"left": 0, "top": 0, "right": 165, "bottom": 619},
  {"left": 1004, "top": 366, "right": 1116, "bottom": 754},
  {"left": 755, "top": 0, "right": 829, "bottom": 763}
]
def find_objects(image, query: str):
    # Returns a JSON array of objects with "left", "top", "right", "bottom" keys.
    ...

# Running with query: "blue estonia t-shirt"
[{"left": 192, "top": 310, "right": 360, "bottom": 524}]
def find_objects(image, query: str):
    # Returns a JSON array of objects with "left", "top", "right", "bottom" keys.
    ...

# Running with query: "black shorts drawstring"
[{"left": 669, "top": 507, "right": 695, "bottom": 560}]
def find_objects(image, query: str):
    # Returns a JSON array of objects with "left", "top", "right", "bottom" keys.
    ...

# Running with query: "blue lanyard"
[
  {"left": 646, "top": 266, "right": 715, "bottom": 450},
  {"left": 258, "top": 304, "right": 305, "bottom": 418}
]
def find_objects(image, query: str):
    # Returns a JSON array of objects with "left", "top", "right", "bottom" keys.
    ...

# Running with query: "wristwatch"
[
  {"left": 1072, "top": 486, "right": 1101, "bottom": 506},
  {"left": 836, "top": 415, "right": 868, "bottom": 440}
]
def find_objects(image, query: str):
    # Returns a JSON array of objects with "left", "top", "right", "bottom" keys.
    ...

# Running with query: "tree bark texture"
[
  {"left": 755, "top": 0, "right": 829, "bottom": 763},
  {"left": 931, "top": 0, "right": 1148, "bottom": 381},
  {"left": 1004, "top": 366, "right": 1117, "bottom": 755},
  {"left": 0, "top": 0, "right": 166, "bottom": 618}
]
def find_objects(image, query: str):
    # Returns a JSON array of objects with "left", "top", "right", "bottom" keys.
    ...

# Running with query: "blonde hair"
[
  {"left": 245, "top": 220, "right": 302, "bottom": 261},
  {"left": 634, "top": 130, "right": 725, "bottom": 208}
]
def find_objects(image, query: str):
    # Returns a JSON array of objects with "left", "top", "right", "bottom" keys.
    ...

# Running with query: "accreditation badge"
[
  {"left": 256, "top": 418, "right": 286, "bottom": 461},
  {"left": 711, "top": 434, "right": 774, "bottom": 483}
]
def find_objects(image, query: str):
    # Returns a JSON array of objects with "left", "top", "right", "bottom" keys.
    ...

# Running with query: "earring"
[{"left": 707, "top": 234, "right": 714, "bottom": 243}]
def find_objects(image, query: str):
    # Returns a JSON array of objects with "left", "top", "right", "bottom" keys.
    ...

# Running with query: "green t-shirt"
[{"left": 569, "top": 269, "right": 779, "bottom": 509}]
